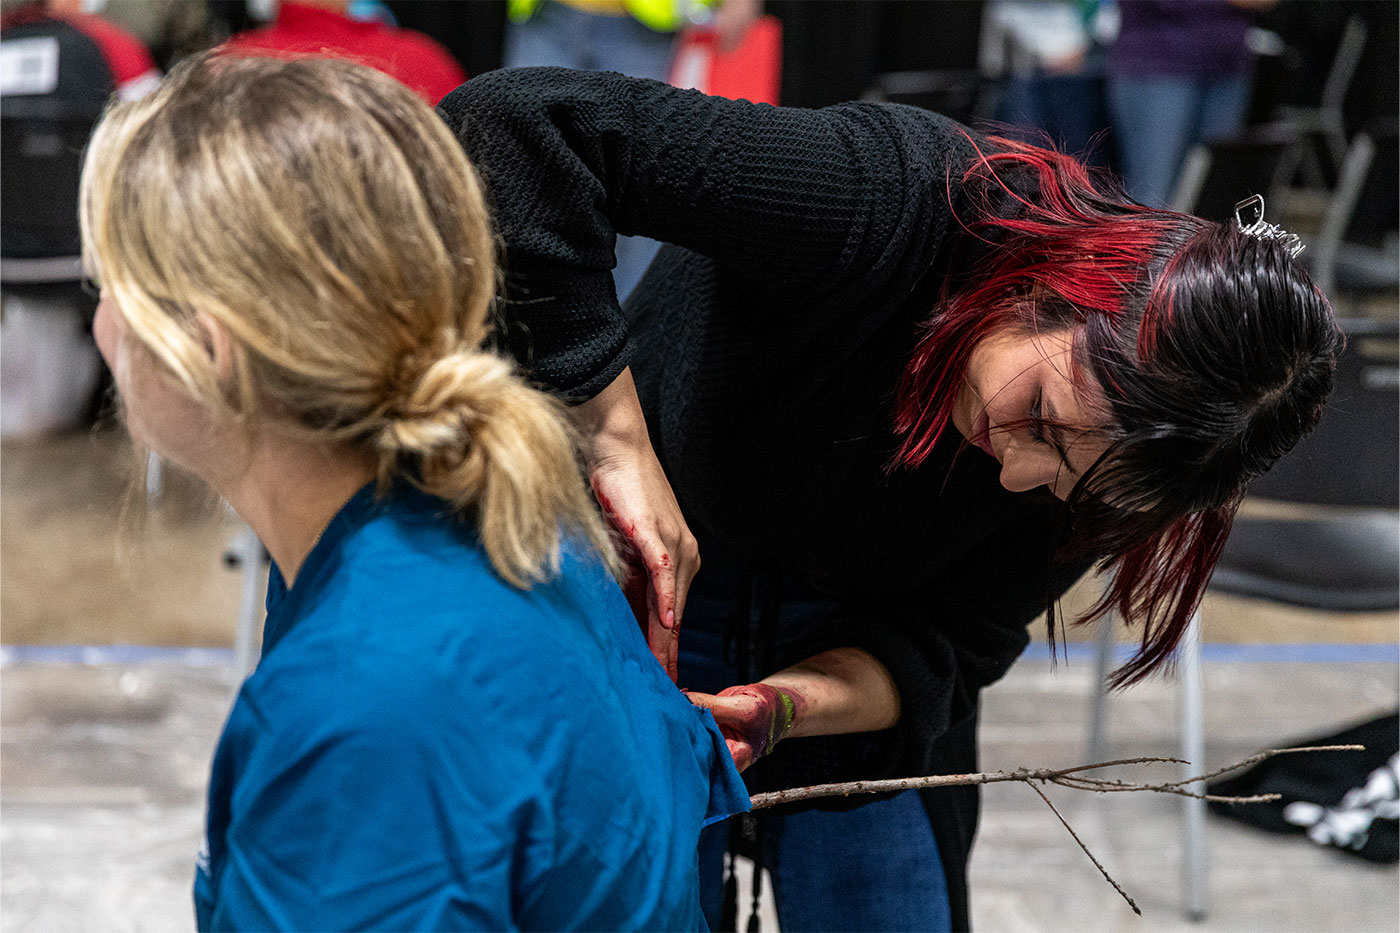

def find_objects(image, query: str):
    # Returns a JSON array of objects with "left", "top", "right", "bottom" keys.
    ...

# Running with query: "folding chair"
[
  {"left": 1308, "top": 119, "right": 1399, "bottom": 303},
  {"left": 1169, "top": 122, "right": 1302, "bottom": 218}
]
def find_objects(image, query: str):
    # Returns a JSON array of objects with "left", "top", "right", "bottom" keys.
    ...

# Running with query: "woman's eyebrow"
[{"left": 1041, "top": 396, "right": 1075, "bottom": 471}]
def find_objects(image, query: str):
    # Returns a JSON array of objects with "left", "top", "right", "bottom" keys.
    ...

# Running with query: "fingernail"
[{"left": 666, "top": 610, "right": 675, "bottom": 628}]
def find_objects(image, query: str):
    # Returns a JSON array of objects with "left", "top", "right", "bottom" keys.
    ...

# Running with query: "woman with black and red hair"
[{"left": 438, "top": 68, "right": 1339, "bottom": 931}]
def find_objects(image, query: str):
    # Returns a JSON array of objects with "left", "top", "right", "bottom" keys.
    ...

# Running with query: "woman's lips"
[{"left": 972, "top": 410, "right": 997, "bottom": 461}]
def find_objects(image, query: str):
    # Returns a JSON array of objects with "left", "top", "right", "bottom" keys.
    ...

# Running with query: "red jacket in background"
[{"left": 222, "top": 2, "right": 466, "bottom": 106}]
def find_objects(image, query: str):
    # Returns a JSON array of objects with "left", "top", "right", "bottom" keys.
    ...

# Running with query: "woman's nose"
[{"left": 998, "top": 446, "right": 1064, "bottom": 497}]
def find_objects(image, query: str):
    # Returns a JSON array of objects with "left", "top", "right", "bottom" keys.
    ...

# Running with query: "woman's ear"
[{"left": 195, "top": 313, "right": 237, "bottom": 387}]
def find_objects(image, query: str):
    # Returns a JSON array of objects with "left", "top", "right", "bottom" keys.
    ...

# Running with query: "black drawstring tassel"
[
  {"left": 720, "top": 566, "right": 782, "bottom": 933},
  {"left": 720, "top": 850, "right": 739, "bottom": 933},
  {"left": 746, "top": 812, "right": 766, "bottom": 932},
  {"left": 721, "top": 811, "right": 768, "bottom": 932}
]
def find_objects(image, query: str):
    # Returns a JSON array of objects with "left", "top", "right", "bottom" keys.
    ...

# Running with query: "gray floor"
[
  {"left": 971, "top": 654, "right": 1399, "bottom": 933},
  {"left": 3, "top": 652, "right": 1396, "bottom": 932}
]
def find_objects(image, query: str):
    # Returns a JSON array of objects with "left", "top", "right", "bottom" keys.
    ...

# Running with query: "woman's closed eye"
[
  {"left": 1029, "top": 388, "right": 1076, "bottom": 475},
  {"left": 1028, "top": 387, "right": 1047, "bottom": 444}
]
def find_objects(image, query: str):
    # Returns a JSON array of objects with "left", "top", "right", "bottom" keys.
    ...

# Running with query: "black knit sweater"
[{"left": 438, "top": 68, "right": 1091, "bottom": 930}]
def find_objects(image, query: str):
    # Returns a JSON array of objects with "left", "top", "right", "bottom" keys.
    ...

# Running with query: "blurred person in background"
[
  {"left": 504, "top": 0, "right": 761, "bottom": 300},
  {"left": 80, "top": 53, "right": 746, "bottom": 931},
  {"left": 222, "top": 0, "right": 465, "bottom": 104},
  {"left": 440, "top": 66, "right": 1342, "bottom": 931},
  {"left": 505, "top": 0, "right": 760, "bottom": 84},
  {"left": 984, "top": 0, "right": 1113, "bottom": 167},
  {"left": 379, "top": 1, "right": 510, "bottom": 82},
  {"left": 81, "top": 0, "right": 215, "bottom": 71},
  {"left": 1107, "top": 0, "right": 1278, "bottom": 206},
  {"left": 1, "top": 0, "right": 158, "bottom": 436},
  {"left": 0, "top": 0, "right": 159, "bottom": 103}
]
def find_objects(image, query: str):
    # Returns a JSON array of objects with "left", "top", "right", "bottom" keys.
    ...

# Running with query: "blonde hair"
[{"left": 81, "top": 53, "right": 617, "bottom": 587}]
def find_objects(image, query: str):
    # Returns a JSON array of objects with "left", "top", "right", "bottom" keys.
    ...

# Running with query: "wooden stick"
[
  {"left": 1156, "top": 744, "right": 1365, "bottom": 789},
  {"left": 744, "top": 744, "right": 1365, "bottom": 917},
  {"left": 747, "top": 745, "right": 1365, "bottom": 810},
  {"left": 1028, "top": 782, "right": 1141, "bottom": 916}
]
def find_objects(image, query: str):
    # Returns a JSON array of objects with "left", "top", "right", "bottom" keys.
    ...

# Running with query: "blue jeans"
[
  {"left": 679, "top": 561, "right": 952, "bottom": 932},
  {"left": 1108, "top": 73, "right": 1251, "bottom": 207},
  {"left": 503, "top": 0, "right": 672, "bottom": 300},
  {"left": 996, "top": 67, "right": 1111, "bottom": 168}
]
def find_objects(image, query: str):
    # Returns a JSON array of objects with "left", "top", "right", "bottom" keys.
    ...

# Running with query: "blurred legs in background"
[
  {"left": 504, "top": 0, "right": 672, "bottom": 300},
  {"left": 1109, "top": 74, "right": 1251, "bottom": 208}
]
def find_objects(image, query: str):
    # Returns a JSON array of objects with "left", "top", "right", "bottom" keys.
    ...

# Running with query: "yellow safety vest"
[{"left": 508, "top": 0, "right": 714, "bottom": 34}]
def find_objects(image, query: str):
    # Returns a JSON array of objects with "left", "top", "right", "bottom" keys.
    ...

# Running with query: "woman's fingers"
[
  {"left": 621, "top": 558, "right": 678, "bottom": 682},
  {"left": 638, "top": 530, "right": 678, "bottom": 631},
  {"left": 646, "top": 595, "right": 679, "bottom": 682},
  {"left": 669, "top": 528, "right": 700, "bottom": 635},
  {"left": 686, "top": 691, "right": 758, "bottom": 771},
  {"left": 571, "top": 368, "right": 700, "bottom": 681},
  {"left": 589, "top": 461, "right": 700, "bottom": 682},
  {"left": 598, "top": 489, "right": 682, "bottom": 680},
  {"left": 635, "top": 518, "right": 701, "bottom": 680},
  {"left": 622, "top": 495, "right": 699, "bottom": 634},
  {"left": 687, "top": 685, "right": 796, "bottom": 772}
]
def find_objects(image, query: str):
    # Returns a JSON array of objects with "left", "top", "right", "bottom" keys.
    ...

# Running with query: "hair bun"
[
  {"left": 377, "top": 349, "right": 513, "bottom": 465},
  {"left": 372, "top": 346, "right": 610, "bottom": 588}
]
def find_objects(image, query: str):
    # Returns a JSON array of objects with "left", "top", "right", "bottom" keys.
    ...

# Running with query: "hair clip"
[{"left": 1234, "top": 194, "right": 1305, "bottom": 257}]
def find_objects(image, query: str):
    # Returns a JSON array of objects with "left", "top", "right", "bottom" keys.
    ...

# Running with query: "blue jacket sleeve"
[{"left": 201, "top": 692, "right": 541, "bottom": 933}]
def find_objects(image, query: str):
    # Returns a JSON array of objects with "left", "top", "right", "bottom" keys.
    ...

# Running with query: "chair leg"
[
  {"left": 1179, "top": 609, "right": 1208, "bottom": 922},
  {"left": 229, "top": 524, "right": 267, "bottom": 687},
  {"left": 144, "top": 452, "right": 163, "bottom": 501},
  {"left": 1086, "top": 615, "right": 1116, "bottom": 764}
]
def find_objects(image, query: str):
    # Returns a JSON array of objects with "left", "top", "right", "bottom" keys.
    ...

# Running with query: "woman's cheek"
[{"left": 93, "top": 299, "right": 123, "bottom": 375}]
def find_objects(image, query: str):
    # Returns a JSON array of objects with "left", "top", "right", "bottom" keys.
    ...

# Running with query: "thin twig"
[
  {"left": 1156, "top": 744, "right": 1365, "bottom": 789},
  {"left": 1057, "top": 781, "right": 1282, "bottom": 804},
  {"left": 747, "top": 744, "right": 1366, "bottom": 917},
  {"left": 1028, "top": 782, "right": 1140, "bottom": 915},
  {"left": 747, "top": 745, "right": 1365, "bottom": 810},
  {"left": 1054, "top": 755, "right": 1188, "bottom": 775},
  {"left": 749, "top": 767, "right": 1055, "bottom": 809},
  {"left": 1049, "top": 775, "right": 1281, "bottom": 803}
]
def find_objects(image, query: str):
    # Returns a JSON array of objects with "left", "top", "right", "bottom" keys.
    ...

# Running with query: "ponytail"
[{"left": 377, "top": 347, "right": 619, "bottom": 588}]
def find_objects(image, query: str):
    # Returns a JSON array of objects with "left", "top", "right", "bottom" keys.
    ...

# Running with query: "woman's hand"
[
  {"left": 572, "top": 368, "right": 699, "bottom": 682},
  {"left": 688, "top": 647, "right": 902, "bottom": 771},
  {"left": 686, "top": 684, "right": 799, "bottom": 772}
]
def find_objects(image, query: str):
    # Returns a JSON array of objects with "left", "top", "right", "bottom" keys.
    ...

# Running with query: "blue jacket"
[{"left": 196, "top": 483, "right": 748, "bottom": 931}]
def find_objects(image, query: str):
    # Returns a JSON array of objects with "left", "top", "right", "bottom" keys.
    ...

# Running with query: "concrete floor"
[
  {"left": 3, "top": 656, "right": 1396, "bottom": 932},
  {"left": 2, "top": 430, "right": 1398, "bottom": 932}
]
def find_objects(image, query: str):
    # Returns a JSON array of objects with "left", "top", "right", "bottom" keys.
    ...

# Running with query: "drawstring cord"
[
  {"left": 745, "top": 814, "right": 766, "bottom": 933},
  {"left": 720, "top": 567, "right": 781, "bottom": 931}
]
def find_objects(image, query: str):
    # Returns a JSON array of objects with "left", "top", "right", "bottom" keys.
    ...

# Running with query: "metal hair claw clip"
[{"left": 1234, "top": 194, "right": 1305, "bottom": 257}]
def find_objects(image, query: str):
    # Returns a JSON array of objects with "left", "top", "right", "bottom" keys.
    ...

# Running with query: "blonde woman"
[{"left": 81, "top": 54, "right": 747, "bottom": 931}]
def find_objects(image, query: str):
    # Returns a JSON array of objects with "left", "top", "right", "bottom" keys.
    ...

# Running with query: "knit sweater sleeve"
[
  {"left": 810, "top": 502, "right": 1095, "bottom": 782},
  {"left": 436, "top": 66, "right": 979, "bottom": 399}
]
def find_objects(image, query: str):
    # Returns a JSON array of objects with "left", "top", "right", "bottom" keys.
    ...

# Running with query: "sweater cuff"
[
  {"left": 802, "top": 609, "right": 963, "bottom": 780},
  {"left": 847, "top": 617, "right": 967, "bottom": 778},
  {"left": 499, "top": 267, "right": 634, "bottom": 402}
]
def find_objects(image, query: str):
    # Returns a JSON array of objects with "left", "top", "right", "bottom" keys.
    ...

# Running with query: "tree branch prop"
[
  {"left": 748, "top": 745, "right": 1364, "bottom": 916},
  {"left": 1028, "top": 781, "right": 1141, "bottom": 915}
]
